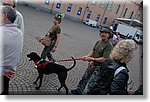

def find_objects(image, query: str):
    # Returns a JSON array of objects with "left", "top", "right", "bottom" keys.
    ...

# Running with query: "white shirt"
[
  {"left": 14, "top": 10, "right": 25, "bottom": 34},
  {"left": 113, "top": 34, "right": 118, "bottom": 41},
  {"left": 0, "top": 24, "right": 23, "bottom": 75}
]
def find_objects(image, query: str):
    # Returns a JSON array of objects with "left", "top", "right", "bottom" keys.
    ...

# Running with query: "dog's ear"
[
  {"left": 30, "top": 52, "right": 37, "bottom": 56},
  {"left": 27, "top": 54, "right": 30, "bottom": 57}
]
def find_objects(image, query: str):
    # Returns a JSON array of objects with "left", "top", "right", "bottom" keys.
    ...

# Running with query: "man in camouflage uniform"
[{"left": 71, "top": 27, "right": 113, "bottom": 95}]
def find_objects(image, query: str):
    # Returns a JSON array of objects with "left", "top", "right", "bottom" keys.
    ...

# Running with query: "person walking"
[
  {"left": 41, "top": 13, "right": 64, "bottom": 62},
  {"left": 71, "top": 27, "right": 113, "bottom": 95},
  {"left": 0, "top": 6, "right": 23, "bottom": 95}
]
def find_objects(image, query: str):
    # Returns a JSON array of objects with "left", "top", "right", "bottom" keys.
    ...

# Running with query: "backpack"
[{"left": 88, "top": 60, "right": 127, "bottom": 95}]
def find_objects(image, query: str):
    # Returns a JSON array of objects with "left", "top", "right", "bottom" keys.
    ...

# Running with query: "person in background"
[
  {"left": 41, "top": 13, "right": 64, "bottom": 62},
  {"left": 112, "top": 32, "right": 121, "bottom": 46},
  {"left": 0, "top": 6, "right": 23, "bottom": 95},
  {"left": 2, "top": 0, "right": 25, "bottom": 34},
  {"left": 71, "top": 27, "right": 113, "bottom": 95}
]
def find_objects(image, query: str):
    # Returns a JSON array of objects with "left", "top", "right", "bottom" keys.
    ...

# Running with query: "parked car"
[
  {"left": 83, "top": 19, "right": 97, "bottom": 27},
  {"left": 97, "top": 25, "right": 103, "bottom": 30}
]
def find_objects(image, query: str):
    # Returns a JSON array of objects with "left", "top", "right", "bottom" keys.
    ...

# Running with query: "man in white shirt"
[
  {"left": 0, "top": 6, "right": 23, "bottom": 95},
  {"left": 2, "top": 0, "right": 25, "bottom": 34}
]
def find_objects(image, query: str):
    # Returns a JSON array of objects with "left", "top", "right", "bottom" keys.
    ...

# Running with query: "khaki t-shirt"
[
  {"left": 93, "top": 40, "right": 113, "bottom": 59},
  {"left": 48, "top": 26, "right": 61, "bottom": 41}
]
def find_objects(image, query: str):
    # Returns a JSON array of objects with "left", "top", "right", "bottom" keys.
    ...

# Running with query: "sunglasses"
[
  {"left": 3, "top": 3, "right": 15, "bottom": 8},
  {"left": 100, "top": 31, "right": 109, "bottom": 33}
]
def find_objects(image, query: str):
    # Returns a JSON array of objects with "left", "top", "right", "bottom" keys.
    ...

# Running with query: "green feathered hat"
[{"left": 54, "top": 13, "right": 65, "bottom": 22}]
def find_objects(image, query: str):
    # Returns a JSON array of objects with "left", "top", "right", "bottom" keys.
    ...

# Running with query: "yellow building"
[{"left": 20, "top": 0, "right": 143, "bottom": 26}]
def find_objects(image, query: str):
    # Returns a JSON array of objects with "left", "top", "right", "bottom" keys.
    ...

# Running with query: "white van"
[
  {"left": 83, "top": 19, "right": 97, "bottom": 27},
  {"left": 116, "top": 24, "right": 143, "bottom": 44}
]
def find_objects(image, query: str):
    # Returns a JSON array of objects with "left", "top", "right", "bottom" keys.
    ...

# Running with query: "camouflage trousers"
[
  {"left": 41, "top": 40, "right": 56, "bottom": 62},
  {"left": 76, "top": 64, "right": 101, "bottom": 94},
  {"left": 41, "top": 46, "right": 55, "bottom": 62}
]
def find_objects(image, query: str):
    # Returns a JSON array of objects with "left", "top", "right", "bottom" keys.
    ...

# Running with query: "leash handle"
[{"left": 87, "top": 62, "right": 94, "bottom": 71}]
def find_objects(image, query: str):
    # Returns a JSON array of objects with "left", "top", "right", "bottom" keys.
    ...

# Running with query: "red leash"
[
  {"left": 57, "top": 57, "right": 94, "bottom": 71},
  {"left": 57, "top": 57, "right": 84, "bottom": 62}
]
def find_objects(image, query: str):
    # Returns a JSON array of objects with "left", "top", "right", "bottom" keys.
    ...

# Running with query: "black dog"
[{"left": 27, "top": 52, "right": 76, "bottom": 94}]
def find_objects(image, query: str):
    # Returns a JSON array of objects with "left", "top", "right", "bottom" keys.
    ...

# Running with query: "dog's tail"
[{"left": 66, "top": 56, "right": 76, "bottom": 71}]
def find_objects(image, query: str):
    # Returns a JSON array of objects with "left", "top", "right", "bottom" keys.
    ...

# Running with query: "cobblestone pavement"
[{"left": 8, "top": 5, "right": 143, "bottom": 95}]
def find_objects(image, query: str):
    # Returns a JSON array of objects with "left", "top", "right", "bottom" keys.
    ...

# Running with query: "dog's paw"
[
  {"left": 35, "top": 87, "right": 40, "bottom": 90},
  {"left": 33, "top": 82, "right": 37, "bottom": 85},
  {"left": 57, "top": 88, "right": 61, "bottom": 92}
]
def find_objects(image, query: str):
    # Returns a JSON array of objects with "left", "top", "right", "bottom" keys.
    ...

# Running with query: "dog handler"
[
  {"left": 41, "top": 13, "right": 64, "bottom": 62},
  {"left": 71, "top": 27, "right": 113, "bottom": 94}
]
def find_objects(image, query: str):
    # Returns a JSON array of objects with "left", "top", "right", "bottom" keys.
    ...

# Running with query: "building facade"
[{"left": 21, "top": 0, "right": 143, "bottom": 26}]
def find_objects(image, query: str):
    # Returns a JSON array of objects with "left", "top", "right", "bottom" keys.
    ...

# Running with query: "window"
[
  {"left": 56, "top": 3, "right": 61, "bottom": 9},
  {"left": 129, "top": 11, "right": 134, "bottom": 19},
  {"left": 45, "top": 0, "right": 50, "bottom": 5},
  {"left": 96, "top": 14, "right": 100, "bottom": 22},
  {"left": 123, "top": 8, "right": 128, "bottom": 17},
  {"left": 99, "top": 1, "right": 107, "bottom": 9},
  {"left": 107, "top": 1, "right": 114, "bottom": 11},
  {"left": 67, "top": 3, "right": 72, "bottom": 12},
  {"left": 77, "top": 7, "right": 82, "bottom": 16},
  {"left": 103, "top": 17, "right": 107, "bottom": 24},
  {"left": 116, "top": 4, "right": 121, "bottom": 15},
  {"left": 87, "top": 11, "right": 92, "bottom": 19},
  {"left": 136, "top": 34, "right": 139, "bottom": 39},
  {"left": 91, "top": 0, "right": 97, "bottom": 5}
]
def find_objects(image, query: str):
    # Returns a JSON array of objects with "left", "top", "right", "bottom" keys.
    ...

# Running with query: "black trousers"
[{"left": 0, "top": 76, "right": 10, "bottom": 95}]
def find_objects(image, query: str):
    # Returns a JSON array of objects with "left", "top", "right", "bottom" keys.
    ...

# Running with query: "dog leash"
[
  {"left": 57, "top": 57, "right": 94, "bottom": 71},
  {"left": 56, "top": 57, "right": 84, "bottom": 62}
]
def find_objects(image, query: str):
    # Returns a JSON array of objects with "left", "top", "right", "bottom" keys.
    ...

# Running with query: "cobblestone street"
[{"left": 8, "top": 4, "right": 143, "bottom": 95}]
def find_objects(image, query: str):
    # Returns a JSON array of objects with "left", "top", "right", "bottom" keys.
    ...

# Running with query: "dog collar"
[{"left": 37, "top": 59, "right": 43, "bottom": 63}]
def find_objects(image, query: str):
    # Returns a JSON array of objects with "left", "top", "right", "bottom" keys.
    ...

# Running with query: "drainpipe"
[
  {"left": 100, "top": 0, "right": 110, "bottom": 25},
  {"left": 81, "top": 0, "right": 89, "bottom": 21},
  {"left": 119, "top": 0, "right": 127, "bottom": 18},
  {"left": 50, "top": 0, "right": 55, "bottom": 13},
  {"left": 134, "top": 2, "right": 140, "bottom": 20}
]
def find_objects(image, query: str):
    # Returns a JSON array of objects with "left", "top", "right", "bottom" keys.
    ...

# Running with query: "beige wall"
[
  {"left": 23, "top": 0, "right": 142, "bottom": 26},
  {"left": 83, "top": 1, "right": 105, "bottom": 25},
  {"left": 52, "top": 0, "right": 89, "bottom": 20},
  {"left": 120, "top": 0, "right": 139, "bottom": 18}
]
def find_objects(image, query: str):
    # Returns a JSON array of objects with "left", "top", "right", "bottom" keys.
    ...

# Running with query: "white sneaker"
[
  {"left": 34, "top": 66, "right": 37, "bottom": 68},
  {"left": 54, "top": 62, "right": 58, "bottom": 64}
]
